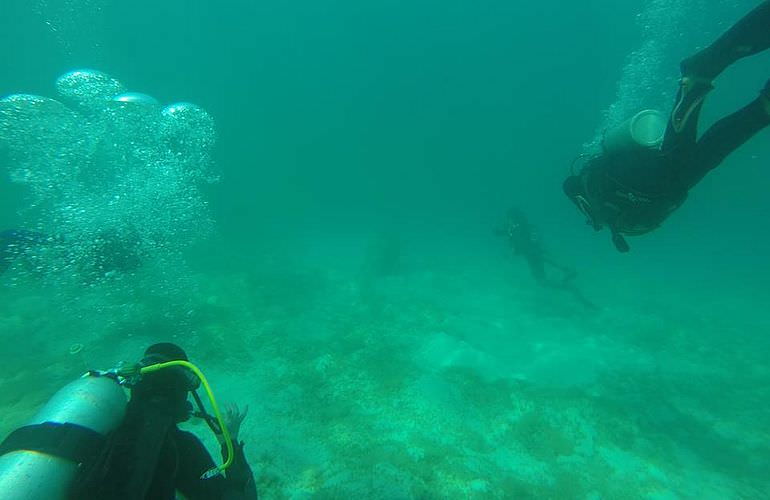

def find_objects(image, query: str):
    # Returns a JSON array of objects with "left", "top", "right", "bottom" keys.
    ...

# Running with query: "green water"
[{"left": 1, "top": 0, "right": 769, "bottom": 498}]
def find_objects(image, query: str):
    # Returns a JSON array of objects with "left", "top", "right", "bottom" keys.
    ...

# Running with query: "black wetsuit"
[
  {"left": 73, "top": 385, "right": 258, "bottom": 499},
  {"left": 668, "top": 1, "right": 770, "bottom": 187},
  {"left": 507, "top": 220, "right": 549, "bottom": 285},
  {"left": 503, "top": 214, "right": 595, "bottom": 309},
  {"left": 0, "top": 228, "right": 142, "bottom": 279},
  {"left": 571, "top": 1, "right": 770, "bottom": 251}
]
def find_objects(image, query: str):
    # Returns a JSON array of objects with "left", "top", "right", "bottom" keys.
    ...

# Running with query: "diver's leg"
[
  {"left": 536, "top": 256, "right": 597, "bottom": 309},
  {"left": 671, "top": 1, "right": 770, "bottom": 133},
  {"left": 568, "top": 285, "right": 599, "bottom": 311},
  {"left": 679, "top": 83, "right": 770, "bottom": 188},
  {"left": 682, "top": 1, "right": 770, "bottom": 80},
  {"left": 543, "top": 256, "right": 577, "bottom": 284},
  {"left": 542, "top": 270, "right": 598, "bottom": 310},
  {"left": 662, "top": 79, "right": 705, "bottom": 156}
]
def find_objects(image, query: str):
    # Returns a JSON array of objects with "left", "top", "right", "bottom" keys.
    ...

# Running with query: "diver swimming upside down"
[{"left": 563, "top": 1, "right": 770, "bottom": 252}]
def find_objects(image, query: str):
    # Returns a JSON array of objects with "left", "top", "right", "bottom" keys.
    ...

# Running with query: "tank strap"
[{"left": 0, "top": 422, "right": 105, "bottom": 465}]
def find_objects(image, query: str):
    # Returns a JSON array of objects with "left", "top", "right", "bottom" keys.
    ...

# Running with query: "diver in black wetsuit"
[
  {"left": 73, "top": 343, "right": 258, "bottom": 500},
  {"left": 563, "top": 1, "right": 770, "bottom": 252},
  {"left": 0, "top": 228, "right": 142, "bottom": 279},
  {"left": 499, "top": 208, "right": 596, "bottom": 309}
]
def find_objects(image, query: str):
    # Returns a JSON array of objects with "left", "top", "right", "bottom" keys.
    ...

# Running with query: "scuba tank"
[
  {"left": 0, "top": 353, "right": 235, "bottom": 500},
  {"left": 569, "top": 109, "right": 666, "bottom": 177},
  {"left": 0, "top": 375, "right": 127, "bottom": 500},
  {"left": 602, "top": 109, "right": 666, "bottom": 155}
]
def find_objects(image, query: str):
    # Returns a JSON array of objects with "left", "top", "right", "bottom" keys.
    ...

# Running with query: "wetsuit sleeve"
[
  {"left": 174, "top": 431, "right": 258, "bottom": 500},
  {"left": 220, "top": 441, "right": 258, "bottom": 500},
  {"left": 174, "top": 431, "right": 228, "bottom": 499}
]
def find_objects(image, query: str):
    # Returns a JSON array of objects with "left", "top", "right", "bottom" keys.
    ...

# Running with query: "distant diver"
[
  {"left": 498, "top": 208, "right": 596, "bottom": 310},
  {"left": 563, "top": 1, "right": 770, "bottom": 252},
  {"left": 0, "top": 228, "right": 142, "bottom": 279}
]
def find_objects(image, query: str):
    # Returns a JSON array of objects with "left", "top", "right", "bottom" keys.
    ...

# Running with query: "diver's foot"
[{"left": 671, "top": 76, "right": 713, "bottom": 133}]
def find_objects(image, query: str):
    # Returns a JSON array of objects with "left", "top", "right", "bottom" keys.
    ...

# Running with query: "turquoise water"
[{"left": 1, "top": 0, "right": 769, "bottom": 498}]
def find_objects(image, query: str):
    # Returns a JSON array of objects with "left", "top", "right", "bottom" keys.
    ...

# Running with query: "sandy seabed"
[{"left": 1, "top": 244, "right": 768, "bottom": 500}]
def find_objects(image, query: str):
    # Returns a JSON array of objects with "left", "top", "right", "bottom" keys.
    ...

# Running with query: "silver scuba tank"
[
  {"left": 0, "top": 375, "right": 127, "bottom": 500},
  {"left": 602, "top": 109, "right": 666, "bottom": 154}
]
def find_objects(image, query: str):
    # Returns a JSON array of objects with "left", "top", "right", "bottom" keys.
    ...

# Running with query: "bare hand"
[{"left": 223, "top": 402, "right": 249, "bottom": 441}]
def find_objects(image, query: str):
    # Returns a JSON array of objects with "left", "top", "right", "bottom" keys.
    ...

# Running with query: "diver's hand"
[
  {"left": 220, "top": 402, "right": 249, "bottom": 442},
  {"left": 611, "top": 232, "right": 630, "bottom": 253}
]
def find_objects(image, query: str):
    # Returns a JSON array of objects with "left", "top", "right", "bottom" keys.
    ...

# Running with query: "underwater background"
[{"left": 1, "top": 0, "right": 769, "bottom": 497}]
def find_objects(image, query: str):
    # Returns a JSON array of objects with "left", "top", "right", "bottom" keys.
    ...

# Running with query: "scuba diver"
[
  {"left": 0, "top": 227, "right": 142, "bottom": 279},
  {"left": 498, "top": 208, "right": 596, "bottom": 310},
  {"left": 0, "top": 343, "right": 258, "bottom": 499},
  {"left": 563, "top": 1, "right": 770, "bottom": 252}
]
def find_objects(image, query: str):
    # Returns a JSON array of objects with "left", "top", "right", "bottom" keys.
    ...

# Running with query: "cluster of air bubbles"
[
  {"left": 55, "top": 69, "right": 126, "bottom": 113},
  {"left": 583, "top": 0, "right": 694, "bottom": 153},
  {"left": 0, "top": 69, "right": 217, "bottom": 326}
]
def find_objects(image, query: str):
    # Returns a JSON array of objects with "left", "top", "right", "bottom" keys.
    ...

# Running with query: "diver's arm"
[
  {"left": 174, "top": 430, "right": 257, "bottom": 500},
  {"left": 174, "top": 430, "right": 229, "bottom": 499},
  {"left": 218, "top": 403, "right": 258, "bottom": 500},
  {"left": 221, "top": 441, "right": 258, "bottom": 500},
  {"left": 610, "top": 228, "right": 630, "bottom": 253}
]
